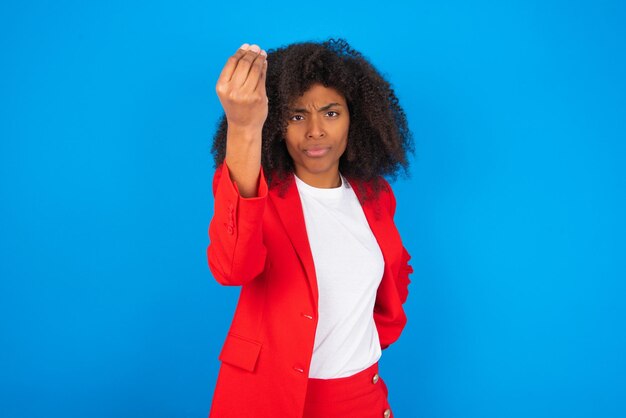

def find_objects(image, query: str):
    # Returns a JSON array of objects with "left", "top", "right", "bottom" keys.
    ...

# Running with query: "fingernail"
[
  {"left": 239, "top": 43, "right": 250, "bottom": 50},
  {"left": 260, "top": 49, "right": 267, "bottom": 57},
  {"left": 249, "top": 44, "right": 261, "bottom": 53}
]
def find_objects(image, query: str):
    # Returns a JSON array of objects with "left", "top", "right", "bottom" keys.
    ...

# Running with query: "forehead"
[{"left": 291, "top": 83, "right": 346, "bottom": 105}]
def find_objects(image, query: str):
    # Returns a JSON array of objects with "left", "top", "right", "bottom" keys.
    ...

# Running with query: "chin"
[{"left": 305, "top": 161, "right": 335, "bottom": 172}]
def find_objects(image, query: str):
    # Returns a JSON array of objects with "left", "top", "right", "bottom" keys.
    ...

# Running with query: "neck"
[{"left": 295, "top": 171, "right": 341, "bottom": 188}]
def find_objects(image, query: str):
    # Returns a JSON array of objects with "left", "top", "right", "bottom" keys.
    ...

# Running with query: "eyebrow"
[{"left": 289, "top": 103, "right": 343, "bottom": 113}]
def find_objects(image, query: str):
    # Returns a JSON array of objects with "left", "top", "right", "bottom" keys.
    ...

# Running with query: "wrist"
[{"left": 226, "top": 122, "right": 263, "bottom": 138}]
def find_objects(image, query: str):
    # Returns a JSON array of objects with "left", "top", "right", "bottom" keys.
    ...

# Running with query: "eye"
[
  {"left": 289, "top": 114, "right": 304, "bottom": 121},
  {"left": 326, "top": 111, "right": 339, "bottom": 117}
]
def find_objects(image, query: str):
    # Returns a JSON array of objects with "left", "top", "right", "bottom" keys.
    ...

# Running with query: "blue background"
[{"left": 1, "top": 1, "right": 625, "bottom": 417}]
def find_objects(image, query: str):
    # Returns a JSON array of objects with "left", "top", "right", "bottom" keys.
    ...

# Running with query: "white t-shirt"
[{"left": 294, "top": 172, "right": 385, "bottom": 378}]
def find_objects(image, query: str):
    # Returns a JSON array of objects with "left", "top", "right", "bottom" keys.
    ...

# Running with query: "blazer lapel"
[
  {"left": 270, "top": 173, "right": 320, "bottom": 308},
  {"left": 348, "top": 178, "right": 398, "bottom": 288}
]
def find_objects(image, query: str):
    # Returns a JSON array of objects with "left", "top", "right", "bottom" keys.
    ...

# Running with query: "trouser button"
[
  {"left": 372, "top": 373, "right": 379, "bottom": 384},
  {"left": 383, "top": 408, "right": 391, "bottom": 418}
]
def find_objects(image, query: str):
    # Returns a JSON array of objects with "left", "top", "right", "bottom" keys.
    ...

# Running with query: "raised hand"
[{"left": 215, "top": 43, "right": 268, "bottom": 132}]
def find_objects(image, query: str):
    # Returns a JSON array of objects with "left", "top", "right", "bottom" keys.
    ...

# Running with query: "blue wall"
[{"left": 1, "top": 1, "right": 624, "bottom": 417}]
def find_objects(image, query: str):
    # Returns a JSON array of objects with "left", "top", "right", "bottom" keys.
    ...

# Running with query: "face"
[{"left": 284, "top": 83, "right": 350, "bottom": 188}]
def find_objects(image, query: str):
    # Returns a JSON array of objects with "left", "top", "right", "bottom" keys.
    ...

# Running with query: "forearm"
[{"left": 224, "top": 124, "right": 263, "bottom": 198}]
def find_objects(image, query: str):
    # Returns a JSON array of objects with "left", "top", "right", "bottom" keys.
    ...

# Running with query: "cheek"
[
  {"left": 337, "top": 120, "right": 350, "bottom": 142},
  {"left": 339, "top": 125, "right": 349, "bottom": 147},
  {"left": 284, "top": 129, "right": 300, "bottom": 149},
  {"left": 338, "top": 139, "right": 348, "bottom": 156}
]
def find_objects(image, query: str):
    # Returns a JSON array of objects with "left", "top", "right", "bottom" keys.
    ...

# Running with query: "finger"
[
  {"left": 216, "top": 44, "right": 251, "bottom": 85},
  {"left": 229, "top": 47, "right": 262, "bottom": 87},
  {"left": 255, "top": 55, "right": 268, "bottom": 95},
  {"left": 241, "top": 51, "right": 266, "bottom": 92}
]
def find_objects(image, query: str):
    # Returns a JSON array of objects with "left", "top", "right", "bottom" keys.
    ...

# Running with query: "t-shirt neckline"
[{"left": 294, "top": 172, "right": 348, "bottom": 199}]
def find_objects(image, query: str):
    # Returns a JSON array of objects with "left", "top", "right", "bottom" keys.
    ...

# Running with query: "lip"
[{"left": 304, "top": 147, "right": 330, "bottom": 158}]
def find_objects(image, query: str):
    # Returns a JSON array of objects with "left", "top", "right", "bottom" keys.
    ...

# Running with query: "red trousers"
[{"left": 302, "top": 361, "right": 394, "bottom": 418}]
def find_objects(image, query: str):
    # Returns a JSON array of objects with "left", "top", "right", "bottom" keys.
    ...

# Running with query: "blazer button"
[
  {"left": 301, "top": 312, "right": 313, "bottom": 320},
  {"left": 372, "top": 373, "right": 379, "bottom": 384},
  {"left": 293, "top": 365, "right": 304, "bottom": 373},
  {"left": 383, "top": 408, "right": 391, "bottom": 418}
]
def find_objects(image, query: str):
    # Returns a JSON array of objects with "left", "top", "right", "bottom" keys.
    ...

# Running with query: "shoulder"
[
  {"left": 374, "top": 176, "right": 396, "bottom": 217},
  {"left": 377, "top": 176, "right": 396, "bottom": 217},
  {"left": 349, "top": 175, "right": 394, "bottom": 217}
]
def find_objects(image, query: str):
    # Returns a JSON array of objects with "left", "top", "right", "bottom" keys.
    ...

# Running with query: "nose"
[{"left": 306, "top": 115, "right": 325, "bottom": 139}]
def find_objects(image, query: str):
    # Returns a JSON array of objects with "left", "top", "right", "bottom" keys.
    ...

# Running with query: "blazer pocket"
[{"left": 218, "top": 332, "right": 263, "bottom": 373}]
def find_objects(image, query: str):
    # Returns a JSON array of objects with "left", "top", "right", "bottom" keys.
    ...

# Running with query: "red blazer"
[{"left": 206, "top": 160, "right": 413, "bottom": 417}]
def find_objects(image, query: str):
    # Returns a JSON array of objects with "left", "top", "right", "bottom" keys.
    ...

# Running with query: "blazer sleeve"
[
  {"left": 385, "top": 180, "right": 414, "bottom": 306},
  {"left": 207, "top": 160, "right": 269, "bottom": 286}
]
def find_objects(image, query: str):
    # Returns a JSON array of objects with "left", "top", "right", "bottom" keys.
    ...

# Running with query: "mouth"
[{"left": 304, "top": 147, "right": 330, "bottom": 158}]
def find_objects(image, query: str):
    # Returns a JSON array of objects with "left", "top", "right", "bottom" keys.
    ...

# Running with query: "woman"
[{"left": 207, "top": 38, "right": 414, "bottom": 418}]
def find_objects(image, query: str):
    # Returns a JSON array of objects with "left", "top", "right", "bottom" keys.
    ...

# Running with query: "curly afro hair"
[{"left": 210, "top": 37, "right": 414, "bottom": 205}]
